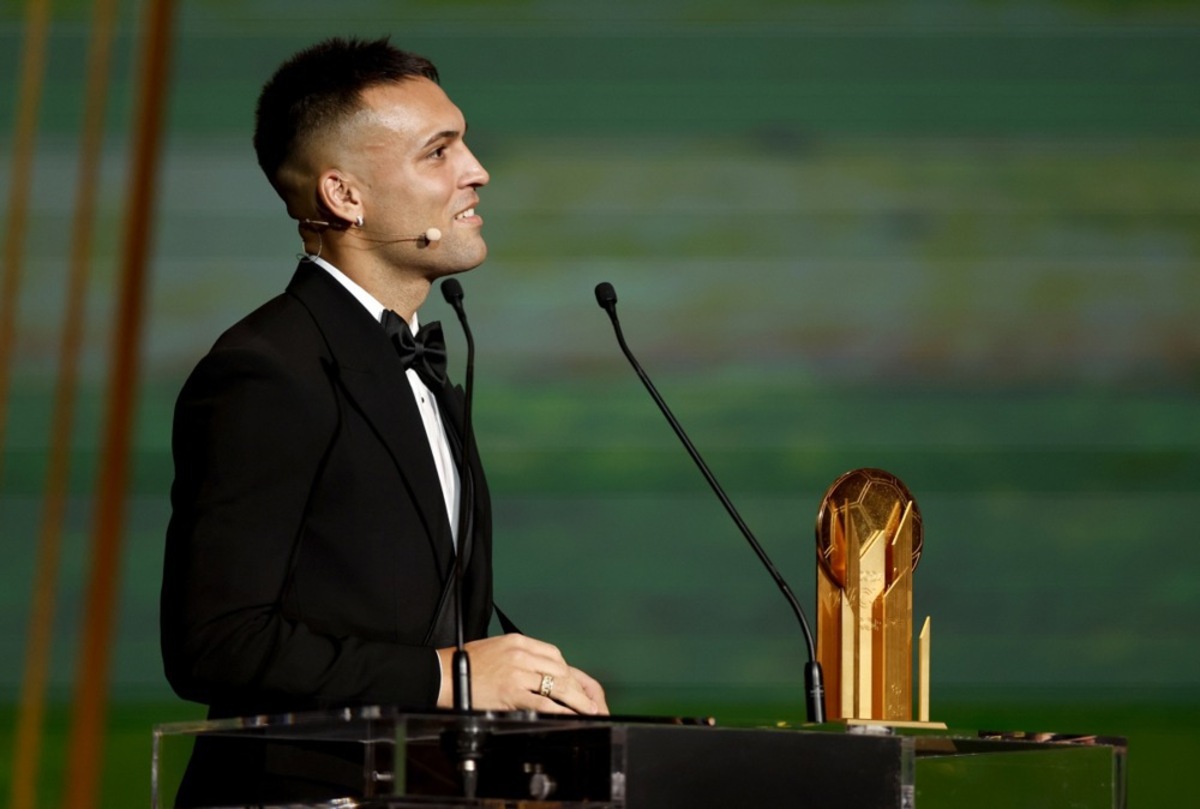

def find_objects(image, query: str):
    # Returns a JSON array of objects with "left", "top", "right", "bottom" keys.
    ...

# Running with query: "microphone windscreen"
[
  {"left": 594, "top": 282, "right": 617, "bottom": 309},
  {"left": 425, "top": 227, "right": 442, "bottom": 242},
  {"left": 441, "top": 278, "right": 464, "bottom": 305}
]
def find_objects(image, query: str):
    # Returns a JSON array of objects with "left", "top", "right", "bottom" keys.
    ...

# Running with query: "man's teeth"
[{"left": 454, "top": 208, "right": 475, "bottom": 220}]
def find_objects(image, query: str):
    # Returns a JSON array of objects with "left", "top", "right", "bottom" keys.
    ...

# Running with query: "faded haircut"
[{"left": 253, "top": 36, "right": 439, "bottom": 194}]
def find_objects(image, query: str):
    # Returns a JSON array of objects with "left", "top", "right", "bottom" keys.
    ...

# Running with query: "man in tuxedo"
[{"left": 160, "top": 37, "right": 606, "bottom": 803}]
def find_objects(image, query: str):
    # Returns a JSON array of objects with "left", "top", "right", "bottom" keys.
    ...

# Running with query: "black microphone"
[
  {"left": 594, "top": 281, "right": 826, "bottom": 724},
  {"left": 440, "top": 277, "right": 473, "bottom": 709},
  {"left": 439, "top": 277, "right": 485, "bottom": 798}
]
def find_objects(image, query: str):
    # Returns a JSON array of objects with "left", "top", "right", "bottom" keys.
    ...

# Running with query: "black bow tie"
[{"left": 381, "top": 309, "right": 448, "bottom": 389}]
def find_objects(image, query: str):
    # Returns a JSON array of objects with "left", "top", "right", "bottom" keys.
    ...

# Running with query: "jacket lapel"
[{"left": 285, "top": 262, "right": 455, "bottom": 574}]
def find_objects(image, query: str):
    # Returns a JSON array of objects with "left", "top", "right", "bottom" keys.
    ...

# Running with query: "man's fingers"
[
  {"left": 531, "top": 694, "right": 575, "bottom": 715},
  {"left": 569, "top": 666, "right": 610, "bottom": 715},
  {"left": 457, "top": 634, "right": 606, "bottom": 715},
  {"left": 520, "top": 666, "right": 596, "bottom": 715},
  {"left": 542, "top": 671, "right": 601, "bottom": 715}
]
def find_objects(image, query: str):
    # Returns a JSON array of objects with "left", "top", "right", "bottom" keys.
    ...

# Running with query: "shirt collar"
[{"left": 306, "top": 254, "right": 421, "bottom": 332}]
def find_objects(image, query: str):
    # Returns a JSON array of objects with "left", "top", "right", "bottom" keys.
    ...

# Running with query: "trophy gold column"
[{"left": 815, "top": 468, "right": 932, "bottom": 723}]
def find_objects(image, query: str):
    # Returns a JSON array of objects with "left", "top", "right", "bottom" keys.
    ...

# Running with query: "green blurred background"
[{"left": 1, "top": 0, "right": 1197, "bottom": 805}]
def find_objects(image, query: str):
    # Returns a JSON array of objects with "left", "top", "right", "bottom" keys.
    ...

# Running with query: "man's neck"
[{"left": 323, "top": 250, "right": 430, "bottom": 324}]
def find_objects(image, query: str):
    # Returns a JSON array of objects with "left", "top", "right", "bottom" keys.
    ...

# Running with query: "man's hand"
[{"left": 436, "top": 634, "right": 609, "bottom": 716}]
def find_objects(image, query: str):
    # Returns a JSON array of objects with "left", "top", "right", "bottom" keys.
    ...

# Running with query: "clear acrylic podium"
[{"left": 153, "top": 706, "right": 1126, "bottom": 808}]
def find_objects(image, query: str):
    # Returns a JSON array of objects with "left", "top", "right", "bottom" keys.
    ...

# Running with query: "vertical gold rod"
[
  {"left": 10, "top": 1, "right": 121, "bottom": 808},
  {"left": 62, "top": 1, "right": 177, "bottom": 806},
  {"left": 5, "top": 2, "right": 56, "bottom": 807},
  {"left": 845, "top": 507, "right": 862, "bottom": 717},
  {"left": 919, "top": 616, "right": 931, "bottom": 722},
  {"left": 817, "top": 504, "right": 846, "bottom": 718},
  {"left": 0, "top": 0, "right": 53, "bottom": 487},
  {"left": 839, "top": 590, "right": 854, "bottom": 718},
  {"left": 816, "top": 565, "right": 842, "bottom": 717},
  {"left": 858, "top": 531, "right": 885, "bottom": 719},
  {"left": 882, "top": 500, "right": 914, "bottom": 720}
]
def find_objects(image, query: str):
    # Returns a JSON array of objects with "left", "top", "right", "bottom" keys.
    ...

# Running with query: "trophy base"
[{"left": 844, "top": 718, "right": 949, "bottom": 731}]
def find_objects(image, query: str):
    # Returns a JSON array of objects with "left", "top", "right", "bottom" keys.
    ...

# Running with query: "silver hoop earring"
[{"left": 355, "top": 215, "right": 364, "bottom": 228}]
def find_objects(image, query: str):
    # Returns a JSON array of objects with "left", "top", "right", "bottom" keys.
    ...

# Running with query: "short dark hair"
[{"left": 253, "top": 36, "right": 439, "bottom": 190}]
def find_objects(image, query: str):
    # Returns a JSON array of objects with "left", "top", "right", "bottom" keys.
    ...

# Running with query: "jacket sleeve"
[{"left": 160, "top": 337, "right": 441, "bottom": 712}]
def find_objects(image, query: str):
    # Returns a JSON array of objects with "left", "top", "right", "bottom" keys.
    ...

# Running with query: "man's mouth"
[{"left": 454, "top": 207, "right": 476, "bottom": 221}]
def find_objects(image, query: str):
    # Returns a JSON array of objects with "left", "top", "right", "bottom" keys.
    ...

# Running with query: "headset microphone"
[
  {"left": 299, "top": 218, "right": 441, "bottom": 245},
  {"left": 381, "top": 227, "right": 443, "bottom": 244}
]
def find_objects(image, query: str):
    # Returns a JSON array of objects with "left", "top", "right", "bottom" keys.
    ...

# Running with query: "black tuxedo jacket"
[{"left": 161, "top": 261, "right": 493, "bottom": 721}]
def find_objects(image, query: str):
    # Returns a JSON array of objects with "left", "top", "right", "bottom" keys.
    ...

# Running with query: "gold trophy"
[{"left": 815, "top": 468, "right": 933, "bottom": 724}]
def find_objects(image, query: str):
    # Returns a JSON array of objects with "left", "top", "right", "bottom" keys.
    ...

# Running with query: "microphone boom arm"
[{"left": 595, "top": 282, "right": 826, "bottom": 723}]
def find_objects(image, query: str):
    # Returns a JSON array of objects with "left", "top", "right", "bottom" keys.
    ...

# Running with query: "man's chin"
[
  {"left": 448, "top": 242, "right": 488, "bottom": 274},
  {"left": 428, "top": 252, "right": 487, "bottom": 282}
]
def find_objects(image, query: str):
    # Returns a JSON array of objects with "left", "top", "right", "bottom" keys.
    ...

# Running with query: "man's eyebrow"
[{"left": 419, "top": 122, "right": 469, "bottom": 150}]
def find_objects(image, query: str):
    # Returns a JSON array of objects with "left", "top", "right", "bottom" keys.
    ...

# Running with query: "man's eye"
[{"left": 430, "top": 146, "right": 446, "bottom": 159}]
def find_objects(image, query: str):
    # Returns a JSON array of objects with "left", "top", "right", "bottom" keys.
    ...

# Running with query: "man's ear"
[{"left": 315, "top": 169, "right": 363, "bottom": 227}]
